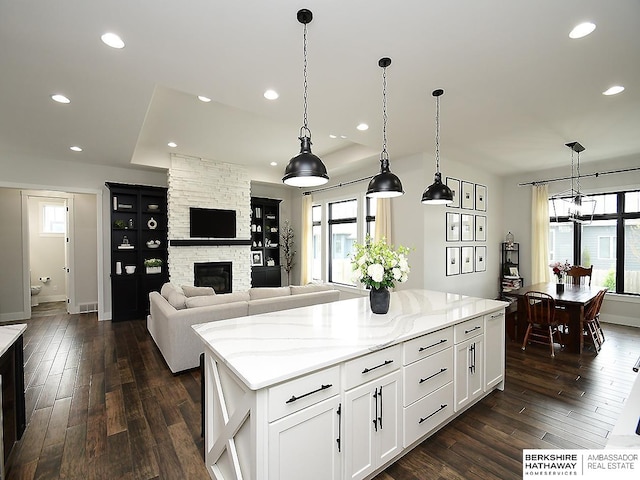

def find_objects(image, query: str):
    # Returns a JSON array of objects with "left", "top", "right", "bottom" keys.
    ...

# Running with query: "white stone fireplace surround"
[{"left": 167, "top": 155, "right": 252, "bottom": 292}]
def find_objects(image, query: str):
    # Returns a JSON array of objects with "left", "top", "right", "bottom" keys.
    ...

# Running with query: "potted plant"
[
  {"left": 351, "top": 235, "right": 410, "bottom": 314},
  {"left": 114, "top": 219, "right": 127, "bottom": 229},
  {"left": 144, "top": 258, "right": 163, "bottom": 274}
]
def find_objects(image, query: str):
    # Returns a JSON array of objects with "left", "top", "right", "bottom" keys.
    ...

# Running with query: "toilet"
[{"left": 30, "top": 285, "right": 41, "bottom": 306}]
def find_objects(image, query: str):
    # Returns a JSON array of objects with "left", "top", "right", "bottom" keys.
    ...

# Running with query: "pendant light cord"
[
  {"left": 381, "top": 64, "right": 388, "bottom": 161},
  {"left": 300, "top": 22, "right": 310, "bottom": 137},
  {"left": 435, "top": 93, "right": 441, "bottom": 174}
]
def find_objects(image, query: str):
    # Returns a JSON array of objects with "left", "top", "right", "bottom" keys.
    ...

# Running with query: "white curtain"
[
  {"left": 374, "top": 198, "right": 392, "bottom": 244},
  {"left": 300, "top": 194, "right": 313, "bottom": 285},
  {"left": 531, "top": 184, "right": 550, "bottom": 283}
]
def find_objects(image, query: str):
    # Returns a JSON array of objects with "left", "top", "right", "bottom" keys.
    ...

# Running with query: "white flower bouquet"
[{"left": 351, "top": 236, "right": 410, "bottom": 289}]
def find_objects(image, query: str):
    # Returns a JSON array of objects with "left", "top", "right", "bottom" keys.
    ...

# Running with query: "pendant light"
[
  {"left": 421, "top": 89, "right": 453, "bottom": 205},
  {"left": 282, "top": 9, "right": 329, "bottom": 187},
  {"left": 366, "top": 57, "right": 404, "bottom": 198}
]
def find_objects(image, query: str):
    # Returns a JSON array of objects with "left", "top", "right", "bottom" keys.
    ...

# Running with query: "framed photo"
[
  {"left": 446, "top": 247, "right": 460, "bottom": 276},
  {"left": 475, "top": 184, "right": 487, "bottom": 211},
  {"left": 509, "top": 267, "right": 519, "bottom": 277},
  {"left": 461, "top": 214, "right": 474, "bottom": 242},
  {"left": 461, "top": 246, "right": 474, "bottom": 274},
  {"left": 446, "top": 212, "right": 460, "bottom": 241},
  {"left": 461, "top": 181, "right": 474, "bottom": 209},
  {"left": 251, "top": 251, "right": 263, "bottom": 266},
  {"left": 475, "top": 215, "right": 486, "bottom": 242},
  {"left": 445, "top": 177, "right": 460, "bottom": 208},
  {"left": 475, "top": 246, "right": 487, "bottom": 272}
]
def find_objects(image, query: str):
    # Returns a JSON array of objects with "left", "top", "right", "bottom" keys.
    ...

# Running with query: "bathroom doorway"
[{"left": 25, "top": 192, "right": 71, "bottom": 315}]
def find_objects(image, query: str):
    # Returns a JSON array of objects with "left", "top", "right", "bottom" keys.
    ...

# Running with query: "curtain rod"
[
  {"left": 302, "top": 176, "right": 373, "bottom": 195},
  {"left": 518, "top": 166, "right": 640, "bottom": 187}
]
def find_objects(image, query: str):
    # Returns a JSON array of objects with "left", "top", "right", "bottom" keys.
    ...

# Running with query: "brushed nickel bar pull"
[{"left": 465, "top": 325, "right": 481, "bottom": 334}]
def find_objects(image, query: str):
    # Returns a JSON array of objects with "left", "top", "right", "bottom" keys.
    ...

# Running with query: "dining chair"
[
  {"left": 521, "top": 291, "right": 563, "bottom": 357},
  {"left": 583, "top": 289, "right": 607, "bottom": 353},
  {"left": 566, "top": 265, "right": 593, "bottom": 286}
]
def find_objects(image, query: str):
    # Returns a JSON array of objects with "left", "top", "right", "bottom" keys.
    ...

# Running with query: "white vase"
[{"left": 146, "top": 266, "right": 161, "bottom": 274}]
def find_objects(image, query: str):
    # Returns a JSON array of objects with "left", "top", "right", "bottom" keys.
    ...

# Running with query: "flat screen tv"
[{"left": 189, "top": 207, "right": 236, "bottom": 238}]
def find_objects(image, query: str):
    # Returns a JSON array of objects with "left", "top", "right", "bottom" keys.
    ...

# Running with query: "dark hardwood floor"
[{"left": 4, "top": 306, "right": 639, "bottom": 479}]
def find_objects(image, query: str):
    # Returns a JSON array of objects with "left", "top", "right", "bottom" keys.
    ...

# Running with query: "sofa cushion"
[
  {"left": 182, "top": 285, "right": 215, "bottom": 297},
  {"left": 249, "top": 286, "right": 291, "bottom": 300},
  {"left": 185, "top": 291, "right": 250, "bottom": 308},
  {"left": 290, "top": 283, "right": 332, "bottom": 295}
]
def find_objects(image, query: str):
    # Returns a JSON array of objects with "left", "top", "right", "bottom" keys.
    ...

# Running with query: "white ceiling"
[{"left": 1, "top": 1, "right": 639, "bottom": 185}]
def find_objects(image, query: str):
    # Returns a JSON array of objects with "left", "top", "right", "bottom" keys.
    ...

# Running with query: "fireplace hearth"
[{"left": 194, "top": 262, "right": 232, "bottom": 293}]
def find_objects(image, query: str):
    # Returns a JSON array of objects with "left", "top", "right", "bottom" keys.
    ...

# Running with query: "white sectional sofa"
[{"left": 147, "top": 283, "right": 340, "bottom": 373}]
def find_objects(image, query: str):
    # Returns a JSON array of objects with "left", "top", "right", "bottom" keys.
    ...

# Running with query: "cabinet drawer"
[
  {"left": 344, "top": 344, "right": 401, "bottom": 391},
  {"left": 454, "top": 317, "right": 484, "bottom": 343},
  {"left": 403, "top": 327, "right": 453, "bottom": 365},
  {"left": 403, "top": 382, "right": 453, "bottom": 448},
  {"left": 403, "top": 347, "right": 453, "bottom": 406},
  {"left": 268, "top": 366, "right": 340, "bottom": 422}
]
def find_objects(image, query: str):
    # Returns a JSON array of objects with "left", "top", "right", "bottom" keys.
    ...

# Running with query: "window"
[
  {"left": 549, "top": 190, "right": 640, "bottom": 295},
  {"left": 366, "top": 197, "right": 376, "bottom": 237},
  {"left": 41, "top": 203, "right": 66, "bottom": 234},
  {"left": 311, "top": 205, "right": 322, "bottom": 281},
  {"left": 328, "top": 199, "right": 358, "bottom": 285}
]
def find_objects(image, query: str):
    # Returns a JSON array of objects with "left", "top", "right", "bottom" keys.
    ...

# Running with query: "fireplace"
[{"left": 194, "top": 262, "right": 232, "bottom": 293}]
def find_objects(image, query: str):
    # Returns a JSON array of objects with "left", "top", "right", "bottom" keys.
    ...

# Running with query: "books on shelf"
[{"left": 501, "top": 277, "right": 522, "bottom": 292}]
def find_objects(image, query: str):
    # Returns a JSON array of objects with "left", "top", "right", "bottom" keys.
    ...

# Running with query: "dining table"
[{"left": 508, "top": 282, "right": 606, "bottom": 354}]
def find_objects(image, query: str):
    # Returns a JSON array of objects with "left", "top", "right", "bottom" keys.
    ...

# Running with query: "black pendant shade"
[
  {"left": 421, "top": 172, "right": 453, "bottom": 204},
  {"left": 283, "top": 136, "right": 329, "bottom": 187},
  {"left": 422, "top": 88, "right": 453, "bottom": 205},
  {"left": 366, "top": 158, "right": 404, "bottom": 198}
]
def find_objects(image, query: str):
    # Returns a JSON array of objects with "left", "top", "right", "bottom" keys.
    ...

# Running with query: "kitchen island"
[{"left": 193, "top": 289, "right": 507, "bottom": 480}]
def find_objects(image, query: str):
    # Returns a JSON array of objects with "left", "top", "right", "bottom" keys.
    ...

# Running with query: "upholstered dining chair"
[
  {"left": 583, "top": 289, "right": 607, "bottom": 353},
  {"left": 522, "top": 291, "right": 564, "bottom": 357},
  {"left": 566, "top": 265, "right": 593, "bottom": 286}
]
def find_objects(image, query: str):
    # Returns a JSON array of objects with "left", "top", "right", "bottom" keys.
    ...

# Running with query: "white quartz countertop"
[
  {"left": 0, "top": 323, "right": 27, "bottom": 357},
  {"left": 193, "top": 289, "right": 507, "bottom": 390}
]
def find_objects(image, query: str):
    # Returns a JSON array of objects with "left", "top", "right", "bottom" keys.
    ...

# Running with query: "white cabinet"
[
  {"left": 269, "top": 396, "right": 342, "bottom": 480},
  {"left": 267, "top": 365, "right": 342, "bottom": 480},
  {"left": 484, "top": 311, "right": 505, "bottom": 391},
  {"left": 344, "top": 369, "right": 402, "bottom": 480},
  {"left": 454, "top": 317, "right": 485, "bottom": 412}
]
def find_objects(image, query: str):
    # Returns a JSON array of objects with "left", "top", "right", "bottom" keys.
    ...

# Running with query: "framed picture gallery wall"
[{"left": 443, "top": 177, "right": 488, "bottom": 275}]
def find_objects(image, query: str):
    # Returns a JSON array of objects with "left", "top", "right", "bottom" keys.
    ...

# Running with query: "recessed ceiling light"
[
  {"left": 70, "top": 146, "right": 83, "bottom": 152},
  {"left": 340, "top": 135, "right": 347, "bottom": 139},
  {"left": 167, "top": 142, "right": 177, "bottom": 148},
  {"left": 569, "top": 22, "right": 596, "bottom": 39},
  {"left": 264, "top": 89, "right": 279, "bottom": 100},
  {"left": 270, "top": 162, "right": 278, "bottom": 166},
  {"left": 198, "top": 95, "right": 212, "bottom": 102},
  {"left": 51, "top": 94, "right": 70, "bottom": 104},
  {"left": 329, "top": 134, "right": 337, "bottom": 139},
  {"left": 101, "top": 32, "right": 125, "bottom": 49},
  {"left": 356, "top": 123, "right": 369, "bottom": 131},
  {"left": 603, "top": 85, "right": 624, "bottom": 96}
]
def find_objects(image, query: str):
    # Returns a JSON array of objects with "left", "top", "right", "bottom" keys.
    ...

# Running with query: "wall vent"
[{"left": 79, "top": 302, "right": 98, "bottom": 313}]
